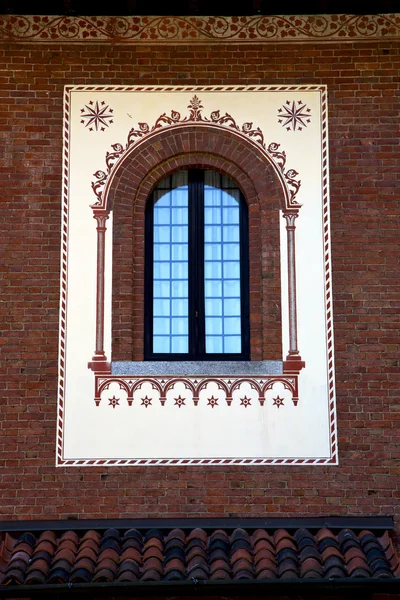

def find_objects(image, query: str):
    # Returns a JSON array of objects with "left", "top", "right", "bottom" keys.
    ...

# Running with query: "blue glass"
[
  {"left": 224, "top": 298, "right": 241, "bottom": 316},
  {"left": 205, "top": 207, "right": 222, "bottom": 224},
  {"left": 172, "top": 299, "right": 188, "bottom": 316},
  {"left": 205, "top": 299, "right": 222, "bottom": 316},
  {"left": 205, "top": 226, "right": 222, "bottom": 242},
  {"left": 152, "top": 171, "right": 189, "bottom": 354},
  {"left": 223, "top": 226, "right": 239, "bottom": 242},
  {"left": 207, "top": 317, "right": 223, "bottom": 334},
  {"left": 224, "top": 336, "right": 241, "bottom": 353},
  {"left": 154, "top": 281, "right": 170, "bottom": 298},
  {"left": 154, "top": 226, "right": 170, "bottom": 243},
  {"left": 153, "top": 336, "right": 171, "bottom": 353},
  {"left": 205, "top": 244, "right": 222, "bottom": 260},
  {"left": 153, "top": 318, "right": 170, "bottom": 335},
  {"left": 205, "top": 262, "right": 222, "bottom": 279},
  {"left": 204, "top": 171, "right": 242, "bottom": 354},
  {"left": 223, "top": 280, "right": 240, "bottom": 297},
  {"left": 154, "top": 262, "right": 170, "bottom": 279},
  {"left": 154, "top": 244, "right": 170, "bottom": 261},
  {"left": 205, "top": 280, "right": 222, "bottom": 297},
  {"left": 153, "top": 299, "right": 170, "bottom": 317},
  {"left": 206, "top": 336, "right": 223, "bottom": 353},
  {"left": 171, "top": 336, "right": 188, "bottom": 353},
  {"left": 224, "top": 317, "right": 241, "bottom": 334},
  {"left": 171, "top": 281, "right": 188, "bottom": 298},
  {"left": 223, "top": 243, "right": 240, "bottom": 260}
]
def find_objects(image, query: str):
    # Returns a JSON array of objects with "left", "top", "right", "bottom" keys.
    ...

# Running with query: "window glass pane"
[
  {"left": 154, "top": 226, "right": 170, "bottom": 243},
  {"left": 205, "top": 299, "right": 222, "bottom": 316},
  {"left": 224, "top": 317, "right": 241, "bottom": 334},
  {"left": 172, "top": 336, "right": 188, "bottom": 353},
  {"left": 222, "top": 190, "right": 240, "bottom": 205},
  {"left": 205, "top": 226, "right": 221, "bottom": 242},
  {"left": 153, "top": 318, "right": 170, "bottom": 335},
  {"left": 224, "top": 336, "right": 241, "bottom": 353},
  {"left": 153, "top": 299, "right": 170, "bottom": 316},
  {"left": 205, "top": 243, "right": 222, "bottom": 260},
  {"left": 223, "top": 225, "right": 239, "bottom": 242},
  {"left": 152, "top": 171, "right": 189, "bottom": 355},
  {"left": 171, "top": 317, "right": 188, "bottom": 334},
  {"left": 207, "top": 317, "right": 223, "bottom": 334},
  {"left": 205, "top": 280, "right": 222, "bottom": 297},
  {"left": 154, "top": 281, "right": 170, "bottom": 298},
  {"left": 172, "top": 244, "right": 188, "bottom": 261},
  {"left": 206, "top": 336, "right": 223, "bottom": 353},
  {"left": 171, "top": 225, "right": 188, "bottom": 242},
  {"left": 154, "top": 244, "right": 170, "bottom": 261},
  {"left": 172, "top": 208, "right": 188, "bottom": 224},
  {"left": 205, "top": 262, "right": 222, "bottom": 279},
  {"left": 172, "top": 262, "right": 188, "bottom": 279},
  {"left": 153, "top": 337, "right": 171, "bottom": 353},
  {"left": 204, "top": 171, "right": 242, "bottom": 355},
  {"left": 223, "top": 243, "right": 240, "bottom": 260},
  {"left": 223, "top": 280, "right": 240, "bottom": 298},
  {"left": 171, "top": 281, "right": 188, "bottom": 298},
  {"left": 172, "top": 299, "right": 188, "bottom": 316},
  {"left": 224, "top": 298, "right": 241, "bottom": 316},
  {"left": 154, "top": 262, "right": 170, "bottom": 279},
  {"left": 205, "top": 207, "right": 221, "bottom": 224},
  {"left": 223, "top": 207, "right": 239, "bottom": 224},
  {"left": 154, "top": 208, "right": 171, "bottom": 225},
  {"left": 223, "top": 261, "right": 240, "bottom": 279}
]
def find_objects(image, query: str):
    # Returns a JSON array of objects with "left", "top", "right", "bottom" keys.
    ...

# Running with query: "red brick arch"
[{"left": 108, "top": 125, "right": 285, "bottom": 361}]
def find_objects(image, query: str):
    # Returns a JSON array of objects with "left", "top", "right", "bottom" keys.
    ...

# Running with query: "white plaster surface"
[{"left": 59, "top": 87, "right": 336, "bottom": 464}]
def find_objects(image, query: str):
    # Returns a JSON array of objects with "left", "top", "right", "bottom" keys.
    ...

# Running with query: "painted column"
[
  {"left": 88, "top": 209, "right": 110, "bottom": 372},
  {"left": 283, "top": 212, "right": 304, "bottom": 372}
]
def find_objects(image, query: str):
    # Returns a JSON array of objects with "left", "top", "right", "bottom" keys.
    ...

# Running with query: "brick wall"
[{"left": 0, "top": 40, "right": 399, "bottom": 522}]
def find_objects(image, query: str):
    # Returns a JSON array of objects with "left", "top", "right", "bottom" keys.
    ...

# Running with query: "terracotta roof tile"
[
  {"left": 256, "top": 568, "right": 276, "bottom": 579},
  {"left": 141, "top": 568, "right": 162, "bottom": 581},
  {"left": 187, "top": 566, "right": 208, "bottom": 580},
  {"left": 0, "top": 524, "right": 398, "bottom": 589},
  {"left": 117, "top": 570, "right": 139, "bottom": 582},
  {"left": 186, "top": 528, "right": 208, "bottom": 544}
]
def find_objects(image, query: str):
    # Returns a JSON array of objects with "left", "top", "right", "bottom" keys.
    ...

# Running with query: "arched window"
[{"left": 144, "top": 169, "right": 249, "bottom": 360}]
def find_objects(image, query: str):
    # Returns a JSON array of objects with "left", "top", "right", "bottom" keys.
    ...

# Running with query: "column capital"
[
  {"left": 93, "top": 209, "right": 109, "bottom": 230},
  {"left": 283, "top": 211, "right": 298, "bottom": 229}
]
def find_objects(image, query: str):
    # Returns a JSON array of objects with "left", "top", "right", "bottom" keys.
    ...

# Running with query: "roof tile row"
[{"left": 0, "top": 527, "right": 399, "bottom": 586}]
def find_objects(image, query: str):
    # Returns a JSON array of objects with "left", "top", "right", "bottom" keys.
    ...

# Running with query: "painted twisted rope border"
[
  {"left": 1, "top": 14, "right": 399, "bottom": 44},
  {"left": 57, "top": 85, "right": 337, "bottom": 466}
]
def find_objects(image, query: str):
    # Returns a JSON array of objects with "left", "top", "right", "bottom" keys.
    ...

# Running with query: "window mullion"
[{"left": 188, "top": 170, "right": 205, "bottom": 358}]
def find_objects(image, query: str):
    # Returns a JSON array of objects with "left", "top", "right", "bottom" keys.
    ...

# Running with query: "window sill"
[{"left": 111, "top": 360, "right": 283, "bottom": 376}]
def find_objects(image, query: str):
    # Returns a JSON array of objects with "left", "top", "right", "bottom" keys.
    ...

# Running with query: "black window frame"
[{"left": 144, "top": 169, "right": 250, "bottom": 361}]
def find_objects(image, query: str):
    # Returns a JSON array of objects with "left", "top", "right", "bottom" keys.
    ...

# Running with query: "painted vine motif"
[
  {"left": 91, "top": 95, "right": 301, "bottom": 205},
  {"left": 1, "top": 14, "right": 399, "bottom": 43}
]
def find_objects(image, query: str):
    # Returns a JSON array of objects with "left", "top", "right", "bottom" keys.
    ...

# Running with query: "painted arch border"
[{"left": 57, "top": 84, "right": 337, "bottom": 466}]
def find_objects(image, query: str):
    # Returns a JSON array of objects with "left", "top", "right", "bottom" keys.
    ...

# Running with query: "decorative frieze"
[{"left": 0, "top": 14, "right": 399, "bottom": 44}]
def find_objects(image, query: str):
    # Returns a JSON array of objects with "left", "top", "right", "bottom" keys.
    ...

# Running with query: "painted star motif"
[
  {"left": 80, "top": 100, "right": 114, "bottom": 132},
  {"left": 141, "top": 396, "right": 152, "bottom": 408},
  {"left": 108, "top": 395, "right": 119, "bottom": 408},
  {"left": 240, "top": 396, "right": 251, "bottom": 408},
  {"left": 174, "top": 395, "right": 186, "bottom": 408},
  {"left": 277, "top": 100, "right": 312, "bottom": 131},
  {"left": 273, "top": 395, "right": 285, "bottom": 408},
  {"left": 207, "top": 396, "right": 219, "bottom": 408}
]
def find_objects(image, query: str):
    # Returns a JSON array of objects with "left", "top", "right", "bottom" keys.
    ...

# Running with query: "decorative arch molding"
[{"left": 91, "top": 95, "right": 302, "bottom": 212}]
